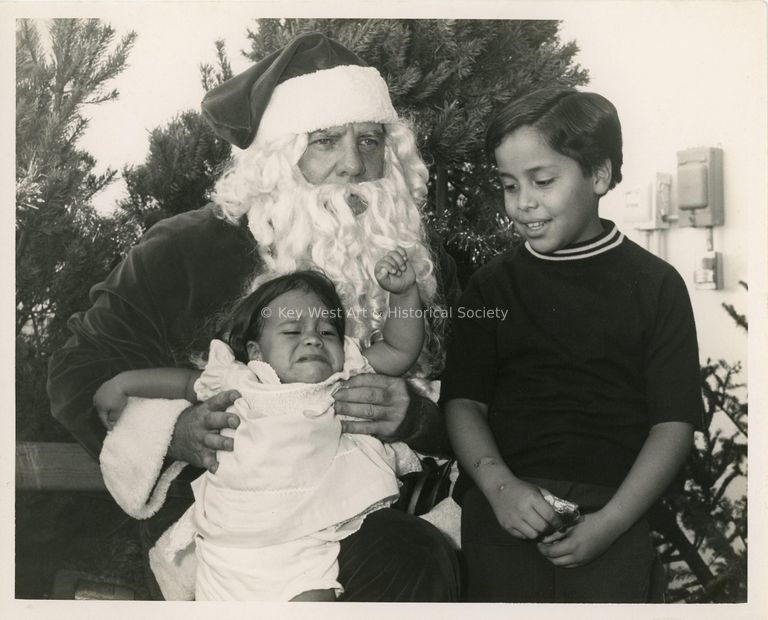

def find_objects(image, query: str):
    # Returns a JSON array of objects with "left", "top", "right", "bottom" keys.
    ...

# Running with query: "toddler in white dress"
[{"left": 94, "top": 249, "right": 424, "bottom": 601}]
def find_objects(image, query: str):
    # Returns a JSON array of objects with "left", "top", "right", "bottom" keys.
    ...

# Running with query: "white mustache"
[{"left": 314, "top": 182, "right": 380, "bottom": 219}]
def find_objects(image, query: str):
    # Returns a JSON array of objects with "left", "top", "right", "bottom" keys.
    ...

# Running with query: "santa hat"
[{"left": 201, "top": 32, "right": 399, "bottom": 149}]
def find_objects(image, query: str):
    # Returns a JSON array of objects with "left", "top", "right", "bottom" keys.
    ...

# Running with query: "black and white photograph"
[{"left": 5, "top": 1, "right": 766, "bottom": 618}]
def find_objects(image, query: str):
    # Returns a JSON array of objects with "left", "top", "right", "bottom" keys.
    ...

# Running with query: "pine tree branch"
[
  {"left": 723, "top": 408, "right": 748, "bottom": 438},
  {"left": 712, "top": 469, "right": 743, "bottom": 505},
  {"left": 652, "top": 503, "right": 716, "bottom": 595},
  {"left": 721, "top": 302, "right": 748, "bottom": 331}
]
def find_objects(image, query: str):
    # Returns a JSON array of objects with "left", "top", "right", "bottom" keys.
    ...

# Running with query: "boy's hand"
[
  {"left": 93, "top": 378, "right": 128, "bottom": 430},
  {"left": 374, "top": 247, "right": 416, "bottom": 294},
  {"left": 487, "top": 477, "right": 563, "bottom": 540},
  {"left": 536, "top": 510, "right": 622, "bottom": 567}
]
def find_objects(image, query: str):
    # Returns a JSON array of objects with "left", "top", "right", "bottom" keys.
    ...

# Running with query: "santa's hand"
[
  {"left": 167, "top": 390, "right": 241, "bottom": 473},
  {"left": 374, "top": 247, "right": 416, "bottom": 294},
  {"left": 334, "top": 373, "right": 409, "bottom": 441}
]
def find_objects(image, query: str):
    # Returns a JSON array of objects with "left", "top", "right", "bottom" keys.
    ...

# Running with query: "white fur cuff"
[{"left": 100, "top": 397, "right": 190, "bottom": 519}]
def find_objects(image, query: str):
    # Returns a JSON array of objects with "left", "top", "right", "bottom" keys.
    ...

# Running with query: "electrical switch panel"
[{"left": 677, "top": 147, "right": 724, "bottom": 227}]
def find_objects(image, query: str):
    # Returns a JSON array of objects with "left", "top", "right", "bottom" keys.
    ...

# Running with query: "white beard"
[{"left": 244, "top": 174, "right": 437, "bottom": 351}]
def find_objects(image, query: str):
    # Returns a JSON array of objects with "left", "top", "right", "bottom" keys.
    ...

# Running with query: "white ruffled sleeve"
[
  {"left": 193, "top": 339, "right": 243, "bottom": 400},
  {"left": 343, "top": 336, "right": 373, "bottom": 375}
]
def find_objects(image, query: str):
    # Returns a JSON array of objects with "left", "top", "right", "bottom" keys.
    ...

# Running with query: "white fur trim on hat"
[
  {"left": 100, "top": 396, "right": 190, "bottom": 519},
  {"left": 256, "top": 65, "right": 399, "bottom": 144}
]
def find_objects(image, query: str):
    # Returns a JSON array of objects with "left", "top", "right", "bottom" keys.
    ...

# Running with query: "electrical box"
[
  {"left": 623, "top": 173, "right": 672, "bottom": 231},
  {"left": 677, "top": 147, "right": 724, "bottom": 227},
  {"left": 693, "top": 250, "right": 723, "bottom": 290}
]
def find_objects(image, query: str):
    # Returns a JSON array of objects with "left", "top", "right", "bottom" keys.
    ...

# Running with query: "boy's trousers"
[{"left": 461, "top": 477, "right": 664, "bottom": 603}]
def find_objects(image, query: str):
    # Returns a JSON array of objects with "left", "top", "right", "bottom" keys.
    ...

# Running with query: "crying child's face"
[{"left": 247, "top": 289, "right": 345, "bottom": 384}]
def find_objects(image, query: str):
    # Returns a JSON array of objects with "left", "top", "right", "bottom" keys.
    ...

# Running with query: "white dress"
[{"left": 156, "top": 337, "right": 421, "bottom": 601}]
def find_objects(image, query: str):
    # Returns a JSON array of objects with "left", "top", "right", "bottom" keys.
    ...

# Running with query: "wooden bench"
[
  {"left": 15, "top": 441, "right": 452, "bottom": 510},
  {"left": 16, "top": 441, "right": 106, "bottom": 491},
  {"left": 15, "top": 440, "right": 193, "bottom": 497}
]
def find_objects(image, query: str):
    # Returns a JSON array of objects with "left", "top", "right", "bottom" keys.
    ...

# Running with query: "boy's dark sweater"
[{"left": 441, "top": 221, "right": 704, "bottom": 500}]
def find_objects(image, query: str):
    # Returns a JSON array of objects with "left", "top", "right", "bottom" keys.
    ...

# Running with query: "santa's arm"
[
  {"left": 48, "top": 207, "right": 253, "bottom": 517},
  {"left": 48, "top": 224, "right": 240, "bottom": 516},
  {"left": 47, "top": 224, "right": 189, "bottom": 456},
  {"left": 46, "top": 237, "right": 194, "bottom": 515},
  {"left": 393, "top": 385, "right": 452, "bottom": 456}
]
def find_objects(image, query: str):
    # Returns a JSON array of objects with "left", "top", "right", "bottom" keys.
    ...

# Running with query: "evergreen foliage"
[
  {"left": 200, "top": 39, "right": 235, "bottom": 92},
  {"left": 15, "top": 18, "right": 148, "bottom": 600},
  {"left": 117, "top": 40, "right": 234, "bottom": 231},
  {"left": 119, "top": 110, "right": 232, "bottom": 230},
  {"left": 650, "top": 301, "right": 748, "bottom": 602},
  {"left": 722, "top": 281, "right": 748, "bottom": 332},
  {"left": 16, "top": 18, "right": 138, "bottom": 440}
]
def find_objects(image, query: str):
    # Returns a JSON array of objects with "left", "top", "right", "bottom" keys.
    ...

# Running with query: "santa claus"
[{"left": 48, "top": 32, "right": 460, "bottom": 601}]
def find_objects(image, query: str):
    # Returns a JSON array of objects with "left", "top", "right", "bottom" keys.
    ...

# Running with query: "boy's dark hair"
[
  {"left": 222, "top": 270, "right": 346, "bottom": 363},
  {"left": 485, "top": 87, "right": 623, "bottom": 190}
]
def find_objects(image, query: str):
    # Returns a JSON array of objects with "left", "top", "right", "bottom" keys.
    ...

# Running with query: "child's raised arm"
[
  {"left": 537, "top": 421, "right": 693, "bottom": 567},
  {"left": 93, "top": 368, "right": 201, "bottom": 430},
  {"left": 363, "top": 247, "right": 424, "bottom": 376},
  {"left": 446, "top": 397, "right": 563, "bottom": 540}
]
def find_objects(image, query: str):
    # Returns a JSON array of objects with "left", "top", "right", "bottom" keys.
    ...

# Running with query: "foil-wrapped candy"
[{"left": 541, "top": 492, "right": 581, "bottom": 529}]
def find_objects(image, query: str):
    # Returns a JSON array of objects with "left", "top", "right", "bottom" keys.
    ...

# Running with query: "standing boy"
[{"left": 442, "top": 87, "right": 703, "bottom": 602}]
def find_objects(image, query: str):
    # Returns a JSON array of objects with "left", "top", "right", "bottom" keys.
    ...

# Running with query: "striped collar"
[{"left": 524, "top": 221, "right": 625, "bottom": 261}]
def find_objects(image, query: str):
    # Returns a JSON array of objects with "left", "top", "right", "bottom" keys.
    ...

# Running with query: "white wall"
[{"left": 559, "top": 2, "right": 766, "bottom": 372}]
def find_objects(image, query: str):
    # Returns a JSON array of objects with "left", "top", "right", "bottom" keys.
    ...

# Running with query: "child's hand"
[
  {"left": 93, "top": 378, "right": 128, "bottom": 431},
  {"left": 374, "top": 247, "right": 416, "bottom": 294},
  {"left": 536, "top": 510, "right": 623, "bottom": 567},
  {"left": 487, "top": 477, "right": 564, "bottom": 540}
]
